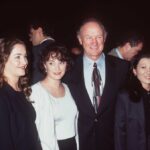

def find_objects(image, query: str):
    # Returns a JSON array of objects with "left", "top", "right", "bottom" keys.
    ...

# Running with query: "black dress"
[{"left": 0, "top": 83, "right": 42, "bottom": 150}]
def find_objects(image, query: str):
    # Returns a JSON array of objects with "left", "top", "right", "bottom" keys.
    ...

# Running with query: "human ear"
[
  {"left": 133, "top": 68, "right": 137, "bottom": 76},
  {"left": 77, "top": 34, "right": 83, "bottom": 45}
]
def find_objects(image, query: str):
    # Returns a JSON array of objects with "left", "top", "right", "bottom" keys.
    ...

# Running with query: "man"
[
  {"left": 29, "top": 20, "right": 55, "bottom": 84},
  {"left": 64, "top": 18, "right": 129, "bottom": 150},
  {"left": 108, "top": 32, "right": 143, "bottom": 61}
]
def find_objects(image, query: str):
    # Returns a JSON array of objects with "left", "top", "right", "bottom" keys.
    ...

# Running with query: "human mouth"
[{"left": 54, "top": 72, "right": 61, "bottom": 75}]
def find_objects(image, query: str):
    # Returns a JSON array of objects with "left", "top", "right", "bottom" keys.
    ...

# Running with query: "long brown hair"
[{"left": 0, "top": 38, "right": 31, "bottom": 99}]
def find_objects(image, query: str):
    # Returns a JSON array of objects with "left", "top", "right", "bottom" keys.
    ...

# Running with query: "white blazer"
[{"left": 30, "top": 82, "right": 79, "bottom": 150}]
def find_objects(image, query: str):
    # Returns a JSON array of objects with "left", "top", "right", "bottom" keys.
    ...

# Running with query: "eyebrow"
[{"left": 13, "top": 53, "right": 27, "bottom": 56}]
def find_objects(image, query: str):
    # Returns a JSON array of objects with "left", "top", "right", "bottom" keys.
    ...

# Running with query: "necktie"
[{"left": 92, "top": 63, "right": 101, "bottom": 113}]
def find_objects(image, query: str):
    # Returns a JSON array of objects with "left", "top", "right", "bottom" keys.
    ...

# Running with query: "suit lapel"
[
  {"left": 97, "top": 56, "right": 118, "bottom": 115},
  {"left": 72, "top": 56, "right": 95, "bottom": 116}
]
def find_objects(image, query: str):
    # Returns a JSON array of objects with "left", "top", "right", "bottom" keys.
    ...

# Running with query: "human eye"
[
  {"left": 138, "top": 65, "right": 146, "bottom": 69},
  {"left": 141, "top": 66, "right": 146, "bottom": 69},
  {"left": 59, "top": 60, "right": 65, "bottom": 64},
  {"left": 15, "top": 55, "right": 20, "bottom": 59},
  {"left": 49, "top": 61, "right": 53, "bottom": 65},
  {"left": 97, "top": 35, "right": 102, "bottom": 39},
  {"left": 85, "top": 36, "right": 92, "bottom": 40},
  {"left": 24, "top": 55, "right": 27, "bottom": 59}
]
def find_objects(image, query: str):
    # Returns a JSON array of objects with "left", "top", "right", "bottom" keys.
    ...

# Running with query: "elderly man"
[{"left": 64, "top": 18, "right": 129, "bottom": 150}]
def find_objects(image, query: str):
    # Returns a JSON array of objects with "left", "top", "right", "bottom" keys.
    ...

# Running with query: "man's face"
[
  {"left": 124, "top": 42, "right": 143, "bottom": 61},
  {"left": 29, "top": 27, "right": 41, "bottom": 46},
  {"left": 78, "top": 21, "right": 105, "bottom": 61}
]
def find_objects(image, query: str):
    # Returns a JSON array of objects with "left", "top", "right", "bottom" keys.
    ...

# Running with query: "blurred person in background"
[{"left": 29, "top": 19, "right": 55, "bottom": 84}]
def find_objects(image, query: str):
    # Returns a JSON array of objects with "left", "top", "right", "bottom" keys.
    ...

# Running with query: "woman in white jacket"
[{"left": 30, "top": 43, "right": 78, "bottom": 150}]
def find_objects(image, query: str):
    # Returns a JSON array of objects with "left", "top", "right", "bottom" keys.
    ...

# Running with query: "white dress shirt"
[
  {"left": 115, "top": 48, "right": 124, "bottom": 59},
  {"left": 83, "top": 53, "right": 106, "bottom": 104}
]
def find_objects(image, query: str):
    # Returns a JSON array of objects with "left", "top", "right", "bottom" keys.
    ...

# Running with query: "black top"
[{"left": 0, "top": 83, "right": 42, "bottom": 150}]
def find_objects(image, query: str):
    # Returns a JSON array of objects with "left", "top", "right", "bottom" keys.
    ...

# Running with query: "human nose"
[
  {"left": 147, "top": 67, "right": 150, "bottom": 74},
  {"left": 91, "top": 37, "right": 98, "bottom": 44},
  {"left": 22, "top": 57, "right": 28, "bottom": 66},
  {"left": 54, "top": 64, "right": 61, "bottom": 71}
]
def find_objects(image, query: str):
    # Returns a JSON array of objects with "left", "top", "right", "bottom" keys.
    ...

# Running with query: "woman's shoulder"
[
  {"left": 0, "top": 84, "right": 12, "bottom": 99},
  {"left": 31, "top": 82, "right": 41, "bottom": 89},
  {"left": 62, "top": 83, "right": 71, "bottom": 93},
  {"left": 31, "top": 82, "right": 46, "bottom": 93},
  {"left": 30, "top": 82, "right": 44, "bottom": 100},
  {"left": 30, "top": 82, "right": 50, "bottom": 103},
  {"left": 117, "top": 88, "right": 131, "bottom": 103}
]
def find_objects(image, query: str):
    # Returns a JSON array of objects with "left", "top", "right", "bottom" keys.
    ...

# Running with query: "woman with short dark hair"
[
  {"left": 30, "top": 43, "right": 78, "bottom": 150},
  {"left": 115, "top": 51, "right": 150, "bottom": 150}
]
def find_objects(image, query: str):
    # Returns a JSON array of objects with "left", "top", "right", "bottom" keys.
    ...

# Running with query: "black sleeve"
[
  {"left": 114, "top": 92, "right": 127, "bottom": 150},
  {"left": 0, "top": 95, "right": 14, "bottom": 149}
]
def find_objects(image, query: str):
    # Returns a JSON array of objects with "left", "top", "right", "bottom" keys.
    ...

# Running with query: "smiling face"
[
  {"left": 4, "top": 44, "right": 28, "bottom": 81},
  {"left": 78, "top": 21, "right": 105, "bottom": 61},
  {"left": 133, "top": 57, "right": 150, "bottom": 90},
  {"left": 44, "top": 54, "right": 67, "bottom": 81}
]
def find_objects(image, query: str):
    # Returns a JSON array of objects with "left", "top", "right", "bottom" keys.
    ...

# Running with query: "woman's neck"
[
  {"left": 6, "top": 79, "right": 20, "bottom": 91},
  {"left": 41, "top": 77, "right": 65, "bottom": 98},
  {"left": 42, "top": 77, "right": 62, "bottom": 89},
  {"left": 142, "top": 84, "right": 150, "bottom": 92}
]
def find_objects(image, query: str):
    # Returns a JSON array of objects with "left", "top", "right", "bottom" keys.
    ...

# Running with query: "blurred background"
[{"left": 0, "top": 0, "right": 149, "bottom": 52}]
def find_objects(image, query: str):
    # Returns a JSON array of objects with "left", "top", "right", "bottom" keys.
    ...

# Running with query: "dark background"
[{"left": 0, "top": 0, "right": 149, "bottom": 52}]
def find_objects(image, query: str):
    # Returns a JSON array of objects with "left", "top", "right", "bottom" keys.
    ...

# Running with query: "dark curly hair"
[
  {"left": 40, "top": 42, "right": 71, "bottom": 76},
  {"left": 0, "top": 38, "right": 31, "bottom": 99}
]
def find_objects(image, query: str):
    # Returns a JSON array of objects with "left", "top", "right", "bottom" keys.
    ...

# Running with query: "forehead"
[
  {"left": 138, "top": 58, "right": 150, "bottom": 65},
  {"left": 136, "top": 42, "right": 143, "bottom": 48},
  {"left": 11, "top": 44, "right": 26, "bottom": 55},
  {"left": 30, "top": 27, "right": 38, "bottom": 33},
  {"left": 79, "top": 21, "right": 103, "bottom": 35}
]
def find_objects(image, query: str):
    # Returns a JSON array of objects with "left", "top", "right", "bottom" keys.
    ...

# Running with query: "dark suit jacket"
[
  {"left": 64, "top": 54, "right": 129, "bottom": 150},
  {"left": 31, "top": 39, "right": 54, "bottom": 85},
  {"left": 115, "top": 89, "right": 146, "bottom": 150},
  {"left": 0, "top": 83, "right": 42, "bottom": 150}
]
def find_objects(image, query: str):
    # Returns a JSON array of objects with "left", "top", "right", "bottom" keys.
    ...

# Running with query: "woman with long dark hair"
[{"left": 0, "top": 38, "right": 42, "bottom": 150}]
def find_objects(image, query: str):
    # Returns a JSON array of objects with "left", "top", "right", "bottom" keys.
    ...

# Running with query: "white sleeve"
[
  {"left": 75, "top": 111, "right": 79, "bottom": 150},
  {"left": 30, "top": 84, "right": 59, "bottom": 150}
]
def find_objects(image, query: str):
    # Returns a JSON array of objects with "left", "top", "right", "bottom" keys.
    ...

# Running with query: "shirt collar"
[
  {"left": 115, "top": 48, "right": 123, "bottom": 59},
  {"left": 40, "top": 37, "right": 55, "bottom": 44},
  {"left": 83, "top": 53, "right": 105, "bottom": 68}
]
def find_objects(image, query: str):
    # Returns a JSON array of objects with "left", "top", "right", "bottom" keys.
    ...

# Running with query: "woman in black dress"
[
  {"left": 0, "top": 38, "right": 42, "bottom": 150},
  {"left": 115, "top": 51, "right": 150, "bottom": 150}
]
